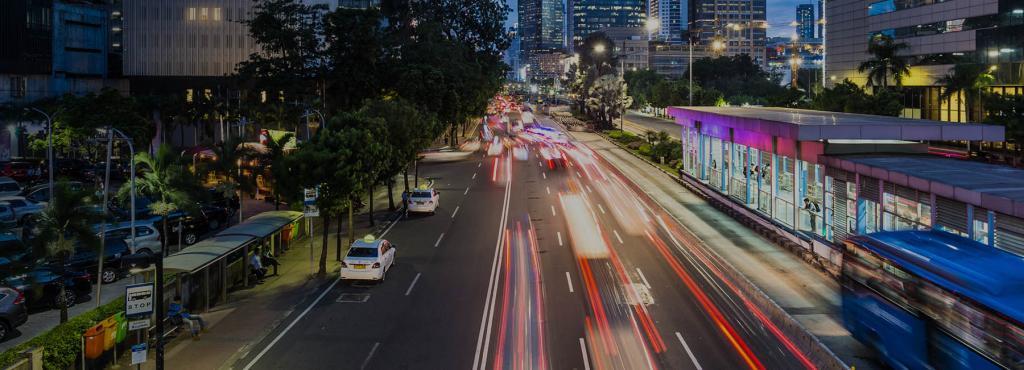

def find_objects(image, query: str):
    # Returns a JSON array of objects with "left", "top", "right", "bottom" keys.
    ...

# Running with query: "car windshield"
[
  {"left": 347, "top": 247, "right": 378, "bottom": 258},
  {"left": 412, "top": 191, "right": 432, "bottom": 198}
]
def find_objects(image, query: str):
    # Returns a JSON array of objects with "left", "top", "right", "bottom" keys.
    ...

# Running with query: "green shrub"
[
  {"left": 627, "top": 141, "right": 644, "bottom": 150},
  {"left": 0, "top": 297, "right": 125, "bottom": 370},
  {"left": 651, "top": 140, "right": 682, "bottom": 162},
  {"left": 638, "top": 144, "right": 653, "bottom": 157}
]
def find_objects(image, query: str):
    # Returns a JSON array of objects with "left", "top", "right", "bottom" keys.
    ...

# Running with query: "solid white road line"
[
  {"left": 451, "top": 206, "right": 460, "bottom": 219},
  {"left": 579, "top": 338, "right": 592, "bottom": 370},
  {"left": 598, "top": 204, "right": 606, "bottom": 214},
  {"left": 586, "top": 185, "right": 593, "bottom": 193},
  {"left": 478, "top": 162, "right": 482, "bottom": 168},
  {"left": 613, "top": 229, "right": 624, "bottom": 244},
  {"left": 360, "top": 342, "right": 381, "bottom": 370},
  {"left": 546, "top": 186, "right": 550, "bottom": 195},
  {"left": 542, "top": 172, "right": 547, "bottom": 179},
  {"left": 576, "top": 171, "right": 582, "bottom": 178},
  {"left": 565, "top": 272, "right": 575, "bottom": 293},
  {"left": 405, "top": 273, "right": 422, "bottom": 296},
  {"left": 243, "top": 210, "right": 403, "bottom": 370},
  {"left": 464, "top": 187, "right": 470, "bottom": 195},
  {"left": 551, "top": 205, "right": 557, "bottom": 216},
  {"left": 636, "top": 268, "right": 652, "bottom": 289},
  {"left": 675, "top": 332, "right": 703, "bottom": 370},
  {"left": 434, "top": 233, "right": 445, "bottom": 247},
  {"left": 472, "top": 173, "right": 477, "bottom": 179},
  {"left": 472, "top": 156, "right": 513, "bottom": 370},
  {"left": 557, "top": 232, "right": 563, "bottom": 246},
  {"left": 539, "top": 161, "right": 542, "bottom": 167}
]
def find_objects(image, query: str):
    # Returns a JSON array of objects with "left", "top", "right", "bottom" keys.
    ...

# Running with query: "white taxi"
[
  {"left": 340, "top": 235, "right": 397, "bottom": 281},
  {"left": 407, "top": 186, "right": 440, "bottom": 214}
]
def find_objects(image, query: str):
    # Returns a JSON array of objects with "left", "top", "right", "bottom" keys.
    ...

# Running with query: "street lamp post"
[
  {"left": 689, "top": 39, "right": 695, "bottom": 106},
  {"left": 24, "top": 107, "right": 56, "bottom": 203},
  {"left": 95, "top": 128, "right": 135, "bottom": 308}
]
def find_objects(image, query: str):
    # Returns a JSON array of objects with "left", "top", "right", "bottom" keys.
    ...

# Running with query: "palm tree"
[
  {"left": 261, "top": 132, "right": 294, "bottom": 211},
  {"left": 204, "top": 137, "right": 254, "bottom": 223},
  {"left": 937, "top": 63, "right": 995, "bottom": 122},
  {"left": 858, "top": 34, "right": 911, "bottom": 88},
  {"left": 122, "top": 144, "right": 195, "bottom": 256},
  {"left": 33, "top": 181, "right": 101, "bottom": 323}
]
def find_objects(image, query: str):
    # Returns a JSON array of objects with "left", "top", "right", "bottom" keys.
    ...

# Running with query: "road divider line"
[
  {"left": 565, "top": 271, "right": 575, "bottom": 293},
  {"left": 538, "top": 161, "right": 542, "bottom": 167},
  {"left": 575, "top": 171, "right": 582, "bottom": 178},
  {"left": 557, "top": 232, "right": 563, "bottom": 246},
  {"left": 472, "top": 173, "right": 477, "bottom": 180},
  {"left": 472, "top": 155, "right": 512, "bottom": 370},
  {"left": 546, "top": 186, "right": 550, "bottom": 195},
  {"left": 405, "top": 273, "right": 422, "bottom": 296},
  {"left": 464, "top": 187, "right": 470, "bottom": 195},
  {"left": 452, "top": 206, "right": 460, "bottom": 219},
  {"left": 613, "top": 229, "right": 624, "bottom": 244},
  {"left": 636, "top": 268, "right": 652, "bottom": 289},
  {"left": 586, "top": 185, "right": 592, "bottom": 193},
  {"left": 360, "top": 342, "right": 381, "bottom": 370},
  {"left": 434, "top": 233, "right": 445, "bottom": 247},
  {"left": 551, "top": 205, "right": 556, "bottom": 216},
  {"left": 598, "top": 204, "right": 606, "bottom": 214},
  {"left": 579, "top": 338, "right": 591, "bottom": 370},
  {"left": 478, "top": 162, "right": 482, "bottom": 167},
  {"left": 542, "top": 172, "right": 547, "bottom": 179},
  {"left": 675, "top": 332, "right": 703, "bottom": 370}
]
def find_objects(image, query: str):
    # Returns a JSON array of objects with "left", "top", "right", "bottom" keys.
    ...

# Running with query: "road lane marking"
[
  {"left": 478, "top": 162, "right": 482, "bottom": 167},
  {"left": 579, "top": 338, "right": 592, "bottom": 370},
  {"left": 360, "top": 342, "right": 381, "bottom": 370},
  {"left": 557, "top": 231, "right": 563, "bottom": 246},
  {"left": 405, "top": 273, "right": 422, "bottom": 296},
  {"left": 576, "top": 171, "right": 582, "bottom": 178},
  {"left": 675, "top": 332, "right": 703, "bottom": 370},
  {"left": 451, "top": 206, "right": 460, "bottom": 219},
  {"left": 542, "top": 172, "right": 547, "bottom": 179},
  {"left": 472, "top": 173, "right": 477, "bottom": 179},
  {"left": 566, "top": 272, "right": 574, "bottom": 293},
  {"left": 551, "top": 205, "right": 556, "bottom": 216},
  {"left": 586, "top": 185, "right": 592, "bottom": 193},
  {"left": 464, "top": 187, "right": 470, "bottom": 195},
  {"left": 472, "top": 155, "right": 512, "bottom": 370},
  {"left": 538, "top": 161, "right": 542, "bottom": 167},
  {"left": 636, "top": 268, "right": 652, "bottom": 289},
  {"left": 597, "top": 204, "right": 606, "bottom": 214},
  {"left": 613, "top": 229, "right": 624, "bottom": 244},
  {"left": 546, "top": 186, "right": 550, "bottom": 195},
  {"left": 243, "top": 210, "right": 403, "bottom": 370},
  {"left": 434, "top": 233, "right": 445, "bottom": 247}
]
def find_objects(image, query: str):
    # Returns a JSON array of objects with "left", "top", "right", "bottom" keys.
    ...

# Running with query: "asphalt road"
[{"left": 234, "top": 113, "right": 820, "bottom": 370}]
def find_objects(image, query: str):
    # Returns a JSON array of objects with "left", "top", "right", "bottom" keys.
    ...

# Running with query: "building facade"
[
  {"left": 826, "top": 0, "right": 1024, "bottom": 122},
  {"left": 797, "top": 4, "right": 816, "bottom": 40},
  {"left": 569, "top": 0, "right": 646, "bottom": 48},
  {"left": 689, "top": 0, "right": 767, "bottom": 64},
  {"left": 519, "top": 0, "right": 565, "bottom": 82},
  {"left": 649, "top": 43, "right": 704, "bottom": 78},
  {"left": 650, "top": 0, "right": 687, "bottom": 43}
]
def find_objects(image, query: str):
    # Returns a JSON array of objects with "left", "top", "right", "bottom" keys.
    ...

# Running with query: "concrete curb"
[{"left": 590, "top": 131, "right": 849, "bottom": 370}]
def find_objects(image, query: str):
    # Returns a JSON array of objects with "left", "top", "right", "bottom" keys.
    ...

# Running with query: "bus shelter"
[{"left": 153, "top": 210, "right": 305, "bottom": 312}]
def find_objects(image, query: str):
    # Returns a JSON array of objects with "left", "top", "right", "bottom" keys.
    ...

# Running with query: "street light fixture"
[
  {"left": 593, "top": 43, "right": 606, "bottom": 54},
  {"left": 24, "top": 107, "right": 57, "bottom": 204}
]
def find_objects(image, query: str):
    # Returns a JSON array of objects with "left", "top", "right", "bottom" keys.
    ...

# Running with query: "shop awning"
[{"left": 161, "top": 234, "right": 254, "bottom": 274}]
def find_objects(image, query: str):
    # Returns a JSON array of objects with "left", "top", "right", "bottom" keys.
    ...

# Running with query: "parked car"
[
  {"left": 150, "top": 205, "right": 230, "bottom": 246},
  {"left": 1, "top": 266, "right": 91, "bottom": 309},
  {"left": 0, "top": 205, "right": 16, "bottom": 230},
  {"left": 0, "top": 286, "right": 27, "bottom": 341},
  {"left": 100, "top": 222, "right": 161, "bottom": 256},
  {"left": 0, "top": 196, "right": 45, "bottom": 224},
  {"left": 0, "top": 234, "right": 32, "bottom": 277},
  {"left": 64, "top": 239, "right": 131, "bottom": 284},
  {"left": 52, "top": 159, "right": 91, "bottom": 181},
  {"left": 1, "top": 161, "right": 43, "bottom": 184},
  {"left": 0, "top": 178, "right": 21, "bottom": 197},
  {"left": 22, "top": 181, "right": 84, "bottom": 203}
]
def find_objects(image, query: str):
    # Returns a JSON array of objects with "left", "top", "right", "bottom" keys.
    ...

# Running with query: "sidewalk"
[
  {"left": 546, "top": 116, "right": 881, "bottom": 369},
  {"left": 115, "top": 178, "right": 412, "bottom": 370}
]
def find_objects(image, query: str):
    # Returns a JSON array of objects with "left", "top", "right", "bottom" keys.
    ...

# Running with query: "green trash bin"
[{"left": 114, "top": 312, "right": 127, "bottom": 344}]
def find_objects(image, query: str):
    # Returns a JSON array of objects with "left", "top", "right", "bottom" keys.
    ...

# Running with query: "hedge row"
[
  {"left": 0, "top": 297, "right": 125, "bottom": 370},
  {"left": 607, "top": 130, "right": 683, "bottom": 169}
]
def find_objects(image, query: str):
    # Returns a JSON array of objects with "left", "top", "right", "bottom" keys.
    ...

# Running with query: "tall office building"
[
  {"left": 817, "top": 0, "right": 824, "bottom": 38},
  {"left": 650, "top": 0, "right": 687, "bottom": 43},
  {"left": 689, "top": 0, "right": 766, "bottom": 64},
  {"left": 519, "top": 0, "right": 565, "bottom": 80},
  {"left": 827, "top": 0, "right": 1024, "bottom": 122},
  {"left": 569, "top": 0, "right": 646, "bottom": 48},
  {"left": 796, "top": 4, "right": 815, "bottom": 40}
]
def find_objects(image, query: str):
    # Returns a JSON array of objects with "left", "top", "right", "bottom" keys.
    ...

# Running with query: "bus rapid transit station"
[
  {"left": 667, "top": 106, "right": 1024, "bottom": 369},
  {"left": 666, "top": 106, "right": 1024, "bottom": 258}
]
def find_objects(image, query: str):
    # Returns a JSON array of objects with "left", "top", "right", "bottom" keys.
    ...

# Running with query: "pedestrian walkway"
[
  {"left": 113, "top": 180, "right": 412, "bottom": 370},
  {"left": 548, "top": 117, "right": 881, "bottom": 369}
]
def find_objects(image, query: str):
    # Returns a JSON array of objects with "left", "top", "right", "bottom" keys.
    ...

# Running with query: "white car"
[
  {"left": 0, "top": 178, "right": 21, "bottom": 197},
  {"left": 512, "top": 145, "right": 529, "bottom": 161},
  {"left": 340, "top": 235, "right": 396, "bottom": 281},
  {"left": 102, "top": 222, "right": 162, "bottom": 255},
  {"left": 0, "top": 196, "right": 44, "bottom": 224},
  {"left": 407, "top": 188, "right": 439, "bottom": 214}
]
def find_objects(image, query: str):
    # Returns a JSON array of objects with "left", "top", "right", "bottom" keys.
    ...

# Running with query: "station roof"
[
  {"left": 163, "top": 210, "right": 303, "bottom": 274},
  {"left": 216, "top": 211, "right": 302, "bottom": 239},
  {"left": 822, "top": 154, "right": 1024, "bottom": 217},
  {"left": 667, "top": 106, "right": 1005, "bottom": 142}
]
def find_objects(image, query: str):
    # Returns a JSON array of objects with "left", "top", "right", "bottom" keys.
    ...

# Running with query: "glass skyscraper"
[
  {"left": 796, "top": 4, "right": 815, "bottom": 40},
  {"left": 569, "top": 0, "right": 646, "bottom": 48},
  {"left": 650, "top": 0, "right": 687, "bottom": 43}
]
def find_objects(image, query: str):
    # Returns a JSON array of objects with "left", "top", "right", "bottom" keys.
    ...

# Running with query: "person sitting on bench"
[{"left": 168, "top": 296, "right": 206, "bottom": 339}]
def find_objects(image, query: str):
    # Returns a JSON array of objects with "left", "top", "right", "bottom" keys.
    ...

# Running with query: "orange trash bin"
[{"left": 83, "top": 325, "right": 105, "bottom": 360}]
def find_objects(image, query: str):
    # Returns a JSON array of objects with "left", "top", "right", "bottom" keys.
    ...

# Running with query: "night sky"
[{"left": 503, "top": 0, "right": 815, "bottom": 38}]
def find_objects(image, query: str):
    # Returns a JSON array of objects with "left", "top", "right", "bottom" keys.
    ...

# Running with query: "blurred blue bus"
[{"left": 842, "top": 230, "right": 1024, "bottom": 370}]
